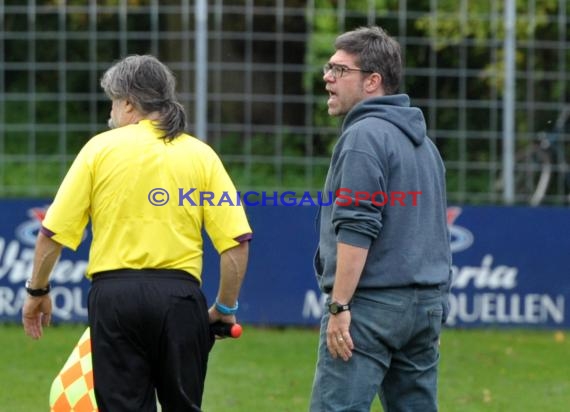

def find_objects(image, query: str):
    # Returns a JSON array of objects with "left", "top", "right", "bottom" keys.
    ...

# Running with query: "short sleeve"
[
  {"left": 202, "top": 152, "right": 252, "bottom": 253},
  {"left": 42, "top": 147, "right": 92, "bottom": 250}
]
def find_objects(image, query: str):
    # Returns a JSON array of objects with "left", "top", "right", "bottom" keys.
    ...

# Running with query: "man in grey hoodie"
[{"left": 310, "top": 26, "right": 452, "bottom": 412}]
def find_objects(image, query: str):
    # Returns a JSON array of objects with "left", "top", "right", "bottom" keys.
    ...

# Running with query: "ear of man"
[{"left": 364, "top": 72, "right": 383, "bottom": 94}]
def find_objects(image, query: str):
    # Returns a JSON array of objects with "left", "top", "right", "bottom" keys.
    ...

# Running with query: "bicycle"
[{"left": 494, "top": 106, "right": 570, "bottom": 206}]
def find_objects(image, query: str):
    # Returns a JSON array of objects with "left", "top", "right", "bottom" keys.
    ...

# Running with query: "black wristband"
[{"left": 25, "top": 279, "right": 51, "bottom": 297}]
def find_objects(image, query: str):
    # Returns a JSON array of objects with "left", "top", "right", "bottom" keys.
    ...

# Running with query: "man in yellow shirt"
[{"left": 22, "top": 55, "right": 252, "bottom": 411}]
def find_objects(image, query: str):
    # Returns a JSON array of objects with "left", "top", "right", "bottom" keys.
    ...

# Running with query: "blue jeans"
[{"left": 310, "top": 286, "right": 447, "bottom": 412}]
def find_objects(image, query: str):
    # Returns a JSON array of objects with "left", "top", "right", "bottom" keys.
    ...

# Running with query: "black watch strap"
[
  {"left": 328, "top": 301, "right": 351, "bottom": 315},
  {"left": 25, "top": 280, "right": 51, "bottom": 297}
]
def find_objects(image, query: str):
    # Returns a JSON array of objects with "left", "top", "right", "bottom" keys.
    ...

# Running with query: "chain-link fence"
[{"left": 1, "top": 0, "right": 569, "bottom": 205}]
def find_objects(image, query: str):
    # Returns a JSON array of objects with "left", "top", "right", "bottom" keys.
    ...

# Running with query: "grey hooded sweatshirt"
[{"left": 315, "top": 94, "right": 452, "bottom": 293}]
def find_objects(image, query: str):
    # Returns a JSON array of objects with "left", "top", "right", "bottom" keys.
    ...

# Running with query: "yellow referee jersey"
[{"left": 42, "top": 120, "right": 252, "bottom": 282}]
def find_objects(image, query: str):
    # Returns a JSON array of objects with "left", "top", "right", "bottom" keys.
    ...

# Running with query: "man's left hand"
[{"left": 326, "top": 311, "right": 354, "bottom": 361}]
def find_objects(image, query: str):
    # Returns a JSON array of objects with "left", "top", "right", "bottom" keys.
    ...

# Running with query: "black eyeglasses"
[{"left": 323, "top": 63, "right": 373, "bottom": 79}]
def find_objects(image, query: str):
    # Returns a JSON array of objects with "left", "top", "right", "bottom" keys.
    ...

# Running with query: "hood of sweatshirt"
[{"left": 341, "top": 94, "right": 426, "bottom": 146}]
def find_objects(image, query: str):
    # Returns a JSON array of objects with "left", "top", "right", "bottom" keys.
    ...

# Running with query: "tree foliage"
[{"left": 414, "top": 0, "right": 565, "bottom": 99}]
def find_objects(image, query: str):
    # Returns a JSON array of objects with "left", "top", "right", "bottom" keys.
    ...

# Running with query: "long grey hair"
[{"left": 100, "top": 55, "right": 187, "bottom": 141}]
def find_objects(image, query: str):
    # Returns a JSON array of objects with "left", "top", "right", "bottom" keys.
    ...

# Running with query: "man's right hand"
[{"left": 22, "top": 295, "right": 53, "bottom": 340}]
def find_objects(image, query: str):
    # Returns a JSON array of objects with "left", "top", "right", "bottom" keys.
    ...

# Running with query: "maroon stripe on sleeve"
[
  {"left": 234, "top": 233, "right": 253, "bottom": 243},
  {"left": 40, "top": 225, "right": 55, "bottom": 238}
]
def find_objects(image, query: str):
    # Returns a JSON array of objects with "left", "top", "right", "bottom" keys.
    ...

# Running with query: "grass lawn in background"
[{"left": 1, "top": 324, "right": 568, "bottom": 412}]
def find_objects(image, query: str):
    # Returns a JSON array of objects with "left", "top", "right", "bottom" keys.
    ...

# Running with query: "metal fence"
[{"left": 1, "top": 0, "right": 569, "bottom": 205}]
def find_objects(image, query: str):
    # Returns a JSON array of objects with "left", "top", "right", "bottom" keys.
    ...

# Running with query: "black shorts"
[{"left": 88, "top": 269, "right": 213, "bottom": 412}]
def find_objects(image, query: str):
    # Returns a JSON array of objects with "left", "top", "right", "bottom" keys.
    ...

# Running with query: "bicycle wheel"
[{"left": 493, "top": 141, "right": 552, "bottom": 206}]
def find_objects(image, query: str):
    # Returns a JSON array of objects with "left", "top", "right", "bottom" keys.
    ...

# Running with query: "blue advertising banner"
[
  {"left": 1, "top": 200, "right": 568, "bottom": 328},
  {"left": 446, "top": 206, "right": 569, "bottom": 328},
  {"left": 0, "top": 200, "right": 91, "bottom": 323}
]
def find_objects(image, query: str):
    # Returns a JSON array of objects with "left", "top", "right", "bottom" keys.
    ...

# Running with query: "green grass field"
[{"left": 1, "top": 324, "right": 568, "bottom": 411}]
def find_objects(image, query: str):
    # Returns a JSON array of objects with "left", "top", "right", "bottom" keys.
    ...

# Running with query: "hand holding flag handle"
[{"left": 210, "top": 321, "right": 243, "bottom": 338}]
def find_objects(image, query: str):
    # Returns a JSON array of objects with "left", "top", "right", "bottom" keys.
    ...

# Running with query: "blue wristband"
[{"left": 215, "top": 300, "right": 239, "bottom": 315}]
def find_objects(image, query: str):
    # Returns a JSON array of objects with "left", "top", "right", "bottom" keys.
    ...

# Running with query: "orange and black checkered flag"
[{"left": 49, "top": 327, "right": 98, "bottom": 412}]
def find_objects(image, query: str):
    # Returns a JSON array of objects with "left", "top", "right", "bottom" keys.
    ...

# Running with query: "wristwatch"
[
  {"left": 328, "top": 301, "right": 351, "bottom": 315},
  {"left": 25, "top": 279, "right": 51, "bottom": 297}
]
